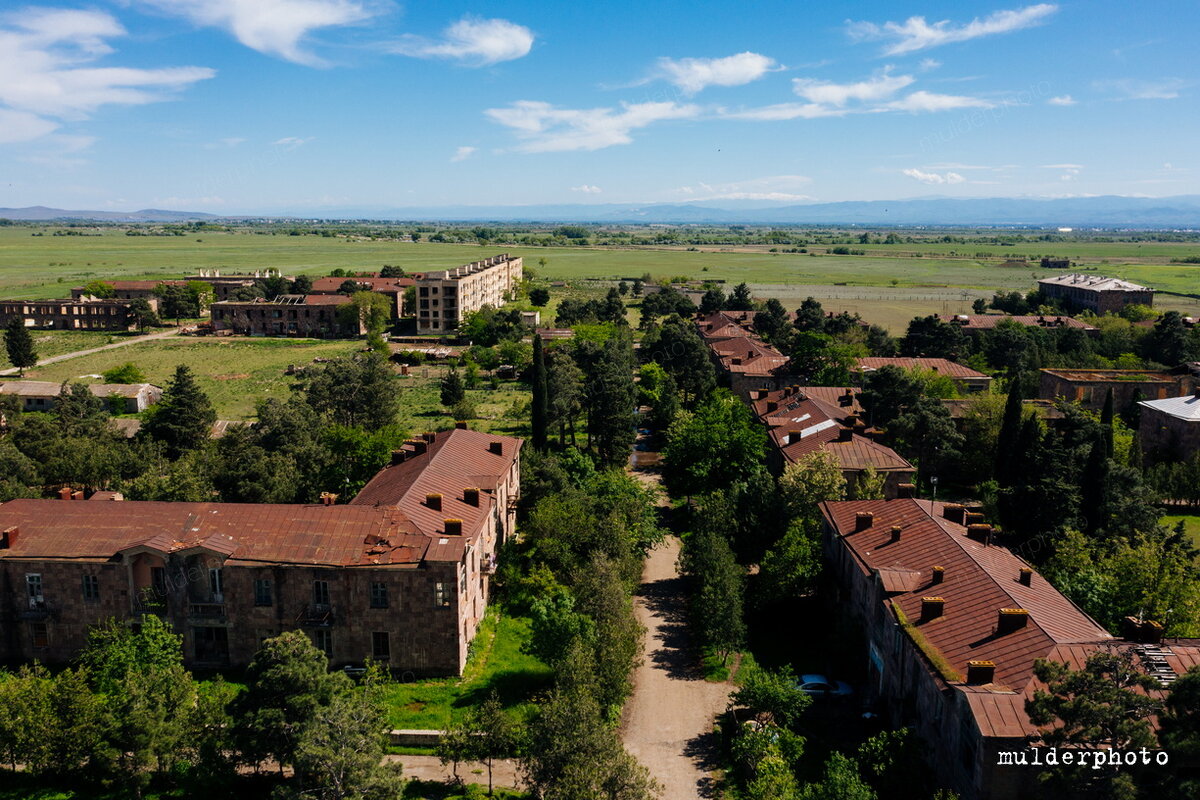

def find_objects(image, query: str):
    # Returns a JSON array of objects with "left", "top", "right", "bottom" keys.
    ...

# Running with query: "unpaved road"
[
  {"left": 621, "top": 535, "right": 733, "bottom": 800},
  {"left": 0, "top": 327, "right": 180, "bottom": 376},
  {"left": 385, "top": 754, "right": 520, "bottom": 789}
]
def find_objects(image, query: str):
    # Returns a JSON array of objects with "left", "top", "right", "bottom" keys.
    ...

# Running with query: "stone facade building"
[
  {"left": 1038, "top": 368, "right": 1194, "bottom": 413},
  {"left": 0, "top": 381, "right": 162, "bottom": 413},
  {"left": 856, "top": 357, "right": 993, "bottom": 393},
  {"left": 414, "top": 254, "right": 523, "bottom": 334},
  {"left": 0, "top": 427, "right": 522, "bottom": 676},
  {"left": 187, "top": 270, "right": 284, "bottom": 301},
  {"left": 0, "top": 297, "right": 151, "bottom": 331},
  {"left": 210, "top": 295, "right": 361, "bottom": 337},
  {"left": 1037, "top": 274, "right": 1153, "bottom": 314},
  {"left": 696, "top": 311, "right": 793, "bottom": 399},
  {"left": 310, "top": 276, "right": 413, "bottom": 319},
  {"left": 1137, "top": 392, "right": 1200, "bottom": 464}
]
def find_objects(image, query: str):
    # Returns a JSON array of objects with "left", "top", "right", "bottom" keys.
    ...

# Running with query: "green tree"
[
  {"left": 778, "top": 450, "right": 846, "bottom": 521},
  {"left": 640, "top": 315, "right": 715, "bottom": 405},
  {"left": 729, "top": 663, "right": 811, "bottom": 729},
  {"left": 529, "top": 286, "right": 550, "bottom": 306},
  {"left": 699, "top": 286, "right": 726, "bottom": 314},
  {"left": 797, "top": 753, "right": 876, "bottom": 800},
  {"left": 546, "top": 347, "right": 584, "bottom": 445},
  {"left": 302, "top": 353, "right": 399, "bottom": 430},
  {"left": 129, "top": 298, "right": 159, "bottom": 331},
  {"left": 81, "top": 279, "right": 115, "bottom": 298},
  {"left": 441, "top": 367, "right": 466, "bottom": 407},
  {"left": 102, "top": 362, "right": 147, "bottom": 384},
  {"left": 578, "top": 335, "right": 637, "bottom": 467},
  {"left": 438, "top": 691, "right": 518, "bottom": 796},
  {"left": 4, "top": 317, "right": 37, "bottom": 375},
  {"left": 994, "top": 378, "right": 1025, "bottom": 486},
  {"left": 1161, "top": 666, "right": 1200, "bottom": 797},
  {"left": 727, "top": 282, "right": 754, "bottom": 310},
  {"left": 141, "top": 364, "right": 217, "bottom": 458},
  {"left": 680, "top": 495, "right": 747, "bottom": 662},
  {"left": 662, "top": 391, "right": 766, "bottom": 499},
  {"left": 531, "top": 334, "right": 549, "bottom": 451},
  {"left": 756, "top": 518, "right": 824, "bottom": 606}
]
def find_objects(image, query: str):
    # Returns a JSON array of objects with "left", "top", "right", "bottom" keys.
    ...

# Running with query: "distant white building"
[{"left": 0, "top": 381, "right": 162, "bottom": 413}]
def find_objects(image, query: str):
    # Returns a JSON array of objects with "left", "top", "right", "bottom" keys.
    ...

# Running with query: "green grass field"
[
  {"left": 381, "top": 610, "right": 552, "bottom": 731},
  {"left": 0, "top": 330, "right": 121, "bottom": 369},
  {"left": 1162, "top": 513, "right": 1200, "bottom": 554}
]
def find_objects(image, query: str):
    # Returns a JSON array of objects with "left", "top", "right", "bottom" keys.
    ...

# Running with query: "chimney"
[
  {"left": 390, "top": 449, "right": 406, "bottom": 466},
  {"left": 1018, "top": 567, "right": 1033, "bottom": 587},
  {"left": 463, "top": 487, "right": 480, "bottom": 507},
  {"left": 837, "top": 427, "right": 854, "bottom": 443},
  {"left": 489, "top": 441, "right": 503, "bottom": 456},
  {"left": 967, "top": 524, "right": 993, "bottom": 546},
  {"left": 455, "top": 420, "right": 469, "bottom": 430},
  {"left": 931, "top": 565, "right": 945, "bottom": 585},
  {"left": 967, "top": 661, "right": 996, "bottom": 685},
  {"left": 942, "top": 504, "right": 967, "bottom": 525},
  {"left": 840, "top": 390, "right": 853, "bottom": 407},
  {"left": 59, "top": 486, "right": 72, "bottom": 501},
  {"left": 319, "top": 492, "right": 338, "bottom": 506},
  {"left": 426, "top": 493, "right": 442, "bottom": 511},
  {"left": 0, "top": 526, "right": 17, "bottom": 549},
  {"left": 855, "top": 512, "right": 874, "bottom": 531},
  {"left": 1140, "top": 620, "right": 1165, "bottom": 644},
  {"left": 766, "top": 401, "right": 778, "bottom": 413},
  {"left": 889, "top": 525, "right": 902, "bottom": 543},
  {"left": 965, "top": 512, "right": 985, "bottom": 526},
  {"left": 920, "top": 597, "right": 945, "bottom": 621},
  {"left": 407, "top": 438, "right": 428, "bottom": 456},
  {"left": 897, "top": 483, "right": 916, "bottom": 499},
  {"left": 444, "top": 518, "right": 463, "bottom": 536},
  {"left": 422, "top": 431, "right": 436, "bottom": 443},
  {"left": 997, "top": 608, "right": 1030, "bottom": 634},
  {"left": 72, "top": 490, "right": 84, "bottom": 501}
]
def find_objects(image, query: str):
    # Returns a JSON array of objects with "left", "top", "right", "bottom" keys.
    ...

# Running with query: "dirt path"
[
  {"left": 0, "top": 327, "right": 180, "bottom": 376},
  {"left": 621, "top": 534, "right": 733, "bottom": 800},
  {"left": 384, "top": 754, "right": 520, "bottom": 790}
]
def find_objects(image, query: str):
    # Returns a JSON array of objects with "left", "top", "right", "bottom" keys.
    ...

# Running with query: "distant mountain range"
[{"left": 5, "top": 195, "right": 1200, "bottom": 227}]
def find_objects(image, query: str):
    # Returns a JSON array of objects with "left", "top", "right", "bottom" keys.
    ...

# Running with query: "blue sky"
[{"left": 0, "top": 1, "right": 1196, "bottom": 213}]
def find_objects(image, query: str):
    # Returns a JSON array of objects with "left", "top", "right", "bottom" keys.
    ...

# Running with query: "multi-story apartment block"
[
  {"left": 0, "top": 427, "right": 521, "bottom": 676},
  {"left": 414, "top": 254, "right": 523, "bottom": 334},
  {"left": 0, "top": 297, "right": 154, "bottom": 331}
]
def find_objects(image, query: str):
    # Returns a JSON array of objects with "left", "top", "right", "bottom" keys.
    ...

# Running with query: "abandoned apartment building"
[
  {"left": 0, "top": 427, "right": 522, "bottom": 676},
  {"left": 415, "top": 254, "right": 523, "bottom": 334}
]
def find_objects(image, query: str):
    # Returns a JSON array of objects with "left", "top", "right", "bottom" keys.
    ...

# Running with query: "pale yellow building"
[{"left": 415, "top": 254, "right": 523, "bottom": 334}]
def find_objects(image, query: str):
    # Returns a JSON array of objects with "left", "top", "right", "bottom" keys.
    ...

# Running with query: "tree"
[
  {"left": 1160, "top": 667, "right": 1200, "bottom": 790},
  {"left": 439, "top": 691, "right": 519, "bottom": 795},
  {"left": 856, "top": 728, "right": 931, "bottom": 799},
  {"left": 290, "top": 274, "right": 314, "bottom": 294},
  {"left": 994, "top": 378, "right": 1024, "bottom": 486},
  {"left": 531, "top": 335, "right": 549, "bottom": 451},
  {"left": 753, "top": 298, "right": 791, "bottom": 345},
  {"left": 902, "top": 315, "right": 967, "bottom": 359},
  {"left": 888, "top": 397, "right": 962, "bottom": 479},
  {"left": 730, "top": 663, "right": 811, "bottom": 728},
  {"left": 337, "top": 278, "right": 360, "bottom": 295},
  {"left": 1100, "top": 387, "right": 1115, "bottom": 458},
  {"left": 699, "top": 287, "right": 726, "bottom": 314},
  {"left": 797, "top": 753, "right": 877, "bottom": 800},
  {"left": 233, "top": 631, "right": 349, "bottom": 774},
  {"left": 680, "top": 495, "right": 746, "bottom": 661},
  {"left": 577, "top": 335, "right": 637, "bottom": 467},
  {"left": 141, "top": 365, "right": 216, "bottom": 458},
  {"left": 1026, "top": 650, "right": 1161, "bottom": 798},
  {"left": 727, "top": 282, "right": 754, "bottom": 310},
  {"left": 379, "top": 264, "right": 406, "bottom": 278},
  {"left": 103, "top": 362, "right": 147, "bottom": 384},
  {"left": 302, "top": 353, "right": 399, "bottom": 430},
  {"left": 441, "top": 367, "right": 466, "bottom": 407},
  {"left": 4, "top": 317, "right": 37, "bottom": 375},
  {"left": 156, "top": 284, "right": 199, "bottom": 322},
  {"left": 640, "top": 315, "right": 715, "bottom": 405},
  {"left": 81, "top": 279, "right": 115, "bottom": 298},
  {"left": 529, "top": 287, "right": 550, "bottom": 307},
  {"left": 129, "top": 298, "right": 159, "bottom": 331},
  {"left": 756, "top": 518, "right": 824, "bottom": 605},
  {"left": 340, "top": 290, "right": 392, "bottom": 342},
  {"left": 778, "top": 451, "right": 846, "bottom": 521},
  {"left": 546, "top": 348, "right": 583, "bottom": 445},
  {"left": 662, "top": 391, "right": 766, "bottom": 499}
]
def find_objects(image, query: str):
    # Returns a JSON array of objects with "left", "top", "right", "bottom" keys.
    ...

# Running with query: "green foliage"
[
  {"left": 528, "top": 286, "right": 550, "bottom": 307},
  {"left": 441, "top": 368, "right": 466, "bottom": 407},
  {"left": 639, "top": 315, "right": 715, "bottom": 405},
  {"left": 679, "top": 495, "right": 747, "bottom": 660},
  {"left": 662, "top": 391, "right": 766, "bottom": 498},
  {"left": 530, "top": 335, "right": 548, "bottom": 451},
  {"left": 102, "top": 362, "right": 147, "bottom": 384},
  {"left": 856, "top": 728, "right": 932, "bottom": 799},
  {"left": 756, "top": 518, "right": 824, "bottom": 606},
  {"left": 81, "top": 279, "right": 115, "bottom": 298},
  {"left": 729, "top": 663, "right": 811, "bottom": 729},
  {"left": 574, "top": 334, "right": 637, "bottom": 467},
  {"left": 141, "top": 364, "right": 217, "bottom": 458},
  {"left": 302, "top": 353, "right": 399, "bottom": 430},
  {"left": 797, "top": 753, "right": 877, "bottom": 800},
  {"left": 4, "top": 317, "right": 37, "bottom": 374},
  {"left": 460, "top": 306, "right": 528, "bottom": 346}
]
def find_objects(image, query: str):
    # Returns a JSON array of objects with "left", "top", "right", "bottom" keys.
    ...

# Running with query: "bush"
[{"left": 452, "top": 397, "right": 478, "bottom": 420}]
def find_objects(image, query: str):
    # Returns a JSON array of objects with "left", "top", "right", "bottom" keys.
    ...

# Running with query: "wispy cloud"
[
  {"left": 718, "top": 102, "right": 851, "bottom": 121},
  {"left": 450, "top": 145, "right": 477, "bottom": 162},
  {"left": 1094, "top": 78, "right": 1188, "bottom": 100},
  {"left": 655, "top": 52, "right": 778, "bottom": 94},
  {"left": 903, "top": 168, "right": 966, "bottom": 185},
  {"left": 848, "top": 4, "right": 1057, "bottom": 55},
  {"left": 203, "top": 136, "right": 246, "bottom": 150},
  {"left": 485, "top": 100, "right": 699, "bottom": 152},
  {"left": 136, "top": 0, "right": 377, "bottom": 66},
  {"left": 673, "top": 174, "right": 813, "bottom": 202},
  {"left": 570, "top": 184, "right": 602, "bottom": 194},
  {"left": 1047, "top": 94, "right": 1076, "bottom": 105},
  {"left": 0, "top": 7, "right": 214, "bottom": 144},
  {"left": 883, "top": 90, "right": 994, "bottom": 112},
  {"left": 792, "top": 69, "right": 914, "bottom": 106},
  {"left": 391, "top": 16, "right": 534, "bottom": 66},
  {"left": 272, "top": 136, "right": 312, "bottom": 149}
]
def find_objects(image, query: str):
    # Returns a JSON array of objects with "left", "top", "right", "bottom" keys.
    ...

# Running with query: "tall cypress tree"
[
  {"left": 1100, "top": 387, "right": 1115, "bottom": 458},
  {"left": 4, "top": 318, "right": 37, "bottom": 376},
  {"left": 531, "top": 334, "right": 548, "bottom": 451},
  {"left": 143, "top": 365, "right": 217, "bottom": 458},
  {"left": 995, "top": 377, "right": 1024, "bottom": 487},
  {"left": 1079, "top": 432, "right": 1111, "bottom": 535}
]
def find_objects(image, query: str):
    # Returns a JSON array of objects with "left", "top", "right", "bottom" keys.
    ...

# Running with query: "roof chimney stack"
[
  {"left": 444, "top": 518, "right": 463, "bottom": 536},
  {"left": 59, "top": 486, "right": 72, "bottom": 501},
  {"left": 890, "top": 525, "right": 902, "bottom": 543},
  {"left": 921, "top": 597, "right": 945, "bottom": 622},
  {"left": 407, "top": 438, "right": 427, "bottom": 456},
  {"left": 838, "top": 427, "right": 854, "bottom": 443},
  {"left": 319, "top": 492, "right": 338, "bottom": 506},
  {"left": 390, "top": 449, "right": 406, "bottom": 466},
  {"left": 897, "top": 483, "right": 916, "bottom": 499},
  {"left": 855, "top": 511, "right": 875, "bottom": 532},
  {"left": 967, "top": 661, "right": 996, "bottom": 685},
  {"left": 942, "top": 504, "right": 967, "bottom": 525},
  {"left": 997, "top": 608, "right": 1030, "bottom": 634},
  {"left": 1018, "top": 567, "right": 1033, "bottom": 587},
  {"left": 931, "top": 565, "right": 944, "bottom": 585},
  {"left": 72, "top": 490, "right": 84, "bottom": 501},
  {"left": 426, "top": 493, "right": 442, "bottom": 511},
  {"left": 463, "top": 487, "right": 480, "bottom": 507},
  {"left": 455, "top": 420, "right": 469, "bottom": 430},
  {"left": 489, "top": 441, "right": 503, "bottom": 456},
  {"left": 967, "top": 524, "right": 993, "bottom": 546},
  {"left": 766, "top": 401, "right": 778, "bottom": 413},
  {"left": 965, "top": 512, "right": 985, "bottom": 526},
  {"left": 0, "top": 526, "right": 17, "bottom": 550}
]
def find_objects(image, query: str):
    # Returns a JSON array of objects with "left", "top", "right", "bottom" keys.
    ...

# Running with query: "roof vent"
[
  {"left": 921, "top": 597, "right": 945, "bottom": 622},
  {"left": 426, "top": 493, "right": 442, "bottom": 511},
  {"left": 967, "top": 661, "right": 996, "bottom": 685},
  {"left": 997, "top": 608, "right": 1030, "bottom": 634}
]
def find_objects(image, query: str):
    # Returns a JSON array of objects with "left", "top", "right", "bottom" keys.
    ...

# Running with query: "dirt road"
[
  {"left": 621, "top": 535, "right": 733, "bottom": 800},
  {"left": 0, "top": 327, "right": 180, "bottom": 377},
  {"left": 385, "top": 754, "right": 520, "bottom": 789}
]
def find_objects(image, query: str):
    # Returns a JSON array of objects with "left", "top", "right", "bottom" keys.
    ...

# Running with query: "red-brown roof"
[
  {"left": 857, "top": 357, "right": 990, "bottom": 381},
  {"left": 938, "top": 314, "right": 1097, "bottom": 332},
  {"left": 75, "top": 280, "right": 187, "bottom": 291}
]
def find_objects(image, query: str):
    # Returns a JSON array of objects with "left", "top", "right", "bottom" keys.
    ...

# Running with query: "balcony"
[
  {"left": 297, "top": 604, "right": 336, "bottom": 627},
  {"left": 19, "top": 598, "right": 56, "bottom": 621},
  {"left": 188, "top": 602, "right": 227, "bottom": 621}
]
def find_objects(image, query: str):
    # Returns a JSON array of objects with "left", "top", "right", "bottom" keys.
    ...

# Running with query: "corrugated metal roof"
[
  {"left": 857, "top": 357, "right": 990, "bottom": 380},
  {"left": 1138, "top": 394, "right": 1200, "bottom": 421},
  {"left": 1039, "top": 273, "right": 1150, "bottom": 292}
]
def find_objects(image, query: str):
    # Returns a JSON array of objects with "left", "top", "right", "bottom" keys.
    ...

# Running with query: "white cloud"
[
  {"left": 450, "top": 146, "right": 477, "bottom": 162},
  {"left": 0, "top": 7, "right": 213, "bottom": 144},
  {"left": 137, "top": 0, "right": 376, "bottom": 65},
  {"left": 1095, "top": 78, "right": 1188, "bottom": 100},
  {"left": 848, "top": 4, "right": 1057, "bottom": 55},
  {"left": 656, "top": 52, "right": 778, "bottom": 94},
  {"left": 391, "top": 16, "right": 533, "bottom": 66},
  {"left": 792, "top": 69, "right": 914, "bottom": 106},
  {"left": 570, "top": 184, "right": 602, "bottom": 194},
  {"left": 1047, "top": 94, "right": 1076, "bottom": 105},
  {"left": 884, "top": 90, "right": 994, "bottom": 112},
  {"left": 718, "top": 102, "right": 852, "bottom": 121},
  {"left": 485, "top": 100, "right": 699, "bottom": 152},
  {"left": 903, "top": 168, "right": 966, "bottom": 185},
  {"left": 272, "top": 136, "right": 312, "bottom": 149},
  {"left": 919, "top": 58, "right": 941, "bottom": 71},
  {"left": 674, "top": 175, "right": 813, "bottom": 202}
]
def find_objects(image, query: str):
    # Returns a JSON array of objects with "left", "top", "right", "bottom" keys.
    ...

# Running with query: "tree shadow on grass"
[{"left": 454, "top": 667, "right": 554, "bottom": 710}]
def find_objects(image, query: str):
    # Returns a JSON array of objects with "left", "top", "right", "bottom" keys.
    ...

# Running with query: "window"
[
  {"left": 459, "top": 562, "right": 467, "bottom": 594},
  {"left": 31, "top": 622, "right": 49, "bottom": 649},
  {"left": 314, "top": 629, "right": 332, "bottom": 657},
  {"left": 151, "top": 567, "right": 167, "bottom": 598},
  {"left": 370, "top": 582, "right": 388, "bottom": 609},
  {"left": 313, "top": 580, "right": 331, "bottom": 607},
  {"left": 208, "top": 568, "right": 224, "bottom": 601},
  {"left": 254, "top": 579, "right": 273, "bottom": 607},
  {"left": 372, "top": 632, "right": 391, "bottom": 661},
  {"left": 82, "top": 575, "right": 99, "bottom": 603},
  {"left": 434, "top": 582, "right": 451, "bottom": 608},
  {"left": 25, "top": 574, "right": 43, "bottom": 609}
]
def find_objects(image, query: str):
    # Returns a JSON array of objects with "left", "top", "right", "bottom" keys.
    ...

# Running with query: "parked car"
[{"left": 795, "top": 674, "right": 854, "bottom": 697}]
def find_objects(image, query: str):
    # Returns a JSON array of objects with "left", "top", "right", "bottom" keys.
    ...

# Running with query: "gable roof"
[
  {"left": 1139, "top": 393, "right": 1200, "bottom": 421},
  {"left": 856, "top": 357, "right": 990, "bottom": 381}
]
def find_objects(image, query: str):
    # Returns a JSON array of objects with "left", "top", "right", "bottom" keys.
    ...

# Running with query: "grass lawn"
[
  {"left": 0, "top": 330, "right": 120, "bottom": 369},
  {"left": 382, "top": 609, "right": 553, "bottom": 731},
  {"left": 1162, "top": 513, "right": 1200, "bottom": 553}
]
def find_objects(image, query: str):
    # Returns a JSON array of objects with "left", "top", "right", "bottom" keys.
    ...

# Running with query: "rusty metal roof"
[
  {"left": 938, "top": 314, "right": 1096, "bottom": 332},
  {"left": 856, "top": 357, "right": 990, "bottom": 380},
  {"left": 311, "top": 277, "right": 413, "bottom": 292}
]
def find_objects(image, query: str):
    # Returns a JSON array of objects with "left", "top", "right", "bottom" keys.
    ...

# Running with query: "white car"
[{"left": 796, "top": 674, "right": 854, "bottom": 697}]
